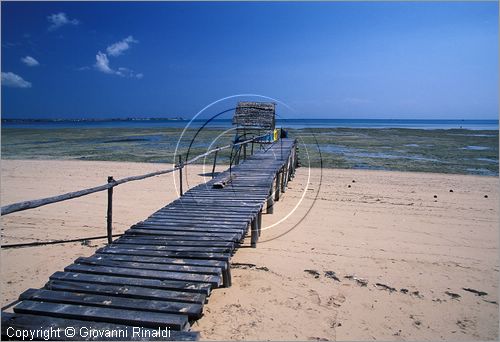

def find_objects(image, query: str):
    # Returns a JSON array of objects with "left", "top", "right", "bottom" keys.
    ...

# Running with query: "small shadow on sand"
[{"left": 198, "top": 172, "right": 221, "bottom": 177}]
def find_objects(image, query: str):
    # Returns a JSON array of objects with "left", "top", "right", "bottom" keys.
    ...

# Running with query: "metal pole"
[
  {"left": 178, "top": 155, "right": 183, "bottom": 196},
  {"left": 106, "top": 176, "right": 114, "bottom": 244},
  {"left": 211, "top": 149, "right": 218, "bottom": 179}
]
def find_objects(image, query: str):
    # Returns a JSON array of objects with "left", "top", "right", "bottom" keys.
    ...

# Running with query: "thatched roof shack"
[{"left": 232, "top": 102, "right": 275, "bottom": 129}]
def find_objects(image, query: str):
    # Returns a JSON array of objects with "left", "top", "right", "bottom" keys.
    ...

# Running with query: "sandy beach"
[{"left": 1, "top": 159, "right": 498, "bottom": 340}]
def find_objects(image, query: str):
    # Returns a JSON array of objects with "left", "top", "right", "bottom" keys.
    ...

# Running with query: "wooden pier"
[{"left": 1, "top": 138, "right": 297, "bottom": 341}]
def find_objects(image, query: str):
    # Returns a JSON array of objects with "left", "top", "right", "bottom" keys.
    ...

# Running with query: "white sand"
[{"left": 1, "top": 159, "right": 498, "bottom": 340}]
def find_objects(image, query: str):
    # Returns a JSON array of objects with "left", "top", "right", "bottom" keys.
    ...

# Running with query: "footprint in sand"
[
  {"left": 327, "top": 294, "right": 345, "bottom": 308},
  {"left": 456, "top": 318, "right": 476, "bottom": 332},
  {"left": 308, "top": 289, "right": 322, "bottom": 305}
]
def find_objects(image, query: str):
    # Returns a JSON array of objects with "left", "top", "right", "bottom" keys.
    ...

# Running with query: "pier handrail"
[{"left": 1, "top": 133, "right": 271, "bottom": 216}]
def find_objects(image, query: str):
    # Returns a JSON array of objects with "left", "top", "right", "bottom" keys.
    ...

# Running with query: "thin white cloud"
[
  {"left": 95, "top": 51, "right": 114, "bottom": 74},
  {"left": 116, "top": 67, "right": 132, "bottom": 77},
  {"left": 21, "top": 56, "right": 39, "bottom": 67},
  {"left": 116, "top": 67, "right": 143, "bottom": 79},
  {"left": 1, "top": 72, "right": 32, "bottom": 88},
  {"left": 92, "top": 35, "right": 142, "bottom": 78},
  {"left": 106, "top": 36, "right": 138, "bottom": 57},
  {"left": 94, "top": 52, "right": 143, "bottom": 79},
  {"left": 47, "top": 12, "right": 79, "bottom": 31}
]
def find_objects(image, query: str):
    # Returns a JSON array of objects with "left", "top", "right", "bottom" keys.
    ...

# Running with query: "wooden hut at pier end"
[{"left": 232, "top": 101, "right": 278, "bottom": 144}]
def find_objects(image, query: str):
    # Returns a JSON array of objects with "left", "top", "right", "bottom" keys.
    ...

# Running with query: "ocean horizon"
[{"left": 2, "top": 118, "right": 499, "bottom": 130}]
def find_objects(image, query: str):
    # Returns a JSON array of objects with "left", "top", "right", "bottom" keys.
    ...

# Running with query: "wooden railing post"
[
  {"left": 280, "top": 129, "right": 283, "bottom": 160},
  {"left": 106, "top": 176, "right": 114, "bottom": 244},
  {"left": 267, "top": 185, "right": 274, "bottom": 214},
  {"left": 257, "top": 209, "right": 262, "bottom": 237},
  {"left": 251, "top": 141, "right": 254, "bottom": 155},
  {"left": 235, "top": 146, "right": 241, "bottom": 165},
  {"left": 211, "top": 149, "right": 218, "bottom": 179},
  {"left": 243, "top": 143, "right": 247, "bottom": 160},
  {"left": 275, "top": 169, "right": 281, "bottom": 201},
  {"left": 291, "top": 144, "right": 296, "bottom": 178},
  {"left": 282, "top": 160, "right": 288, "bottom": 193},
  {"left": 178, "top": 155, "right": 183, "bottom": 196},
  {"left": 251, "top": 217, "right": 258, "bottom": 248}
]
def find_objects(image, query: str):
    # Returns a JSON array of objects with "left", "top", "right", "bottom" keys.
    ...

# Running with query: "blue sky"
[{"left": 1, "top": 1, "right": 498, "bottom": 119}]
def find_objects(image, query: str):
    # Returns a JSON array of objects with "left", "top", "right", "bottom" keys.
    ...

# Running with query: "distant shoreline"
[
  {"left": 1, "top": 117, "right": 185, "bottom": 123},
  {"left": 2, "top": 118, "right": 498, "bottom": 130}
]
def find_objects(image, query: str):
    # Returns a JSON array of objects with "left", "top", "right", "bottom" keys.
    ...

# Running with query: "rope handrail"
[{"left": 0, "top": 132, "right": 272, "bottom": 216}]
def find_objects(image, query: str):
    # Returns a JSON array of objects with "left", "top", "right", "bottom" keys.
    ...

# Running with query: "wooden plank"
[
  {"left": 99, "top": 244, "right": 232, "bottom": 254},
  {"left": 163, "top": 204, "right": 260, "bottom": 213},
  {"left": 147, "top": 212, "right": 254, "bottom": 220},
  {"left": 114, "top": 237, "right": 234, "bottom": 248},
  {"left": 20, "top": 288, "right": 203, "bottom": 319},
  {"left": 64, "top": 264, "right": 221, "bottom": 287},
  {"left": 156, "top": 209, "right": 254, "bottom": 218},
  {"left": 152, "top": 209, "right": 257, "bottom": 217},
  {"left": 124, "top": 229, "right": 240, "bottom": 241},
  {"left": 76, "top": 257, "right": 222, "bottom": 276},
  {"left": 134, "top": 224, "right": 246, "bottom": 234},
  {"left": 124, "top": 229, "right": 238, "bottom": 241},
  {"left": 173, "top": 200, "right": 262, "bottom": 207},
  {"left": 98, "top": 246, "right": 231, "bottom": 261},
  {"left": 49, "top": 272, "right": 212, "bottom": 295},
  {"left": 141, "top": 219, "right": 249, "bottom": 228},
  {"left": 148, "top": 214, "right": 251, "bottom": 223},
  {"left": 45, "top": 280, "right": 206, "bottom": 304},
  {"left": 132, "top": 228, "right": 243, "bottom": 237},
  {"left": 89, "top": 254, "right": 228, "bottom": 269},
  {"left": 125, "top": 229, "right": 241, "bottom": 240},
  {"left": 1, "top": 313, "right": 199, "bottom": 341},
  {"left": 13, "top": 300, "right": 189, "bottom": 330}
]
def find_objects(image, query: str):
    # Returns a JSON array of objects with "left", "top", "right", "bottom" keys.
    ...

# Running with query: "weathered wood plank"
[
  {"left": 124, "top": 229, "right": 240, "bottom": 241},
  {"left": 64, "top": 264, "right": 221, "bottom": 287},
  {"left": 114, "top": 237, "right": 234, "bottom": 248},
  {"left": 48, "top": 272, "right": 212, "bottom": 295},
  {"left": 76, "top": 257, "right": 222, "bottom": 276},
  {"left": 45, "top": 280, "right": 206, "bottom": 304},
  {"left": 134, "top": 224, "right": 246, "bottom": 234},
  {"left": 97, "top": 244, "right": 232, "bottom": 253},
  {"left": 88, "top": 254, "right": 228, "bottom": 269},
  {"left": 1, "top": 313, "right": 199, "bottom": 341},
  {"left": 20, "top": 288, "right": 203, "bottom": 319},
  {"left": 13, "top": 301, "right": 189, "bottom": 330},
  {"left": 97, "top": 246, "right": 231, "bottom": 261}
]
